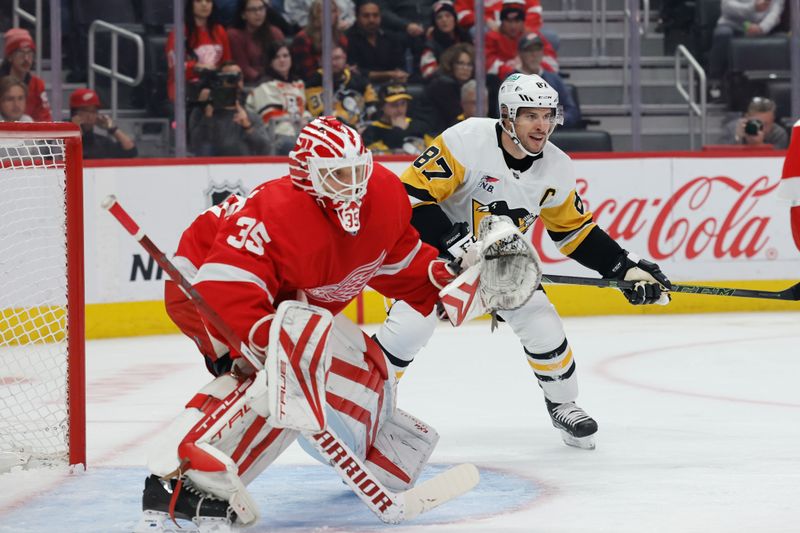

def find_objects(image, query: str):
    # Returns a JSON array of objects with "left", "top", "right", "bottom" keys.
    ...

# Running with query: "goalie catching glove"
[
  {"left": 438, "top": 215, "right": 541, "bottom": 326},
  {"left": 606, "top": 251, "right": 672, "bottom": 305}
]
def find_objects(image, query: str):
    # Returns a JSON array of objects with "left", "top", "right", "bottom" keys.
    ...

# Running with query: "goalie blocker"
[{"left": 137, "top": 302, "right": 446, "bottom": 532}]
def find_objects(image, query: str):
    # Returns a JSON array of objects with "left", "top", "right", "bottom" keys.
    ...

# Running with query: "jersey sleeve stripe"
[
  {"left": 173, "top": 255, "right": 199, "bottom": 281},
  {"left": 546, "top": 216, "right": 594, "bottom": 241},
  {"left": 553, "top": 222, "right": 597, "bottom": 256},
  {"left": 194, "top": 262, "right": 274, "bottom": 303},
  {"left": 404, "top": 183, "right": 437, "bottom": 203},
  {"left": 375, "top": 240, "right": 422, "bottom": 276}
]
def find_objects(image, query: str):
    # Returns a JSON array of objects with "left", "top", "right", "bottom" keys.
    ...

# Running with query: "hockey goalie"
[{"left": 135, "top": 118, "right": 472, "bottom": 532}]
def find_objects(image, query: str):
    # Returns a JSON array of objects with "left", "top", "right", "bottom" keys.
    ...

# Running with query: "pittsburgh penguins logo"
[{"left": 473, "top": 199, "right": 536, "bottom": 234}]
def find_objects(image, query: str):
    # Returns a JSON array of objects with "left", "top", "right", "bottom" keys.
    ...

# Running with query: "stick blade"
[
  {"left": 788, "top": 282, "right": 800, "bottom": 301},
  {"left": 400, "top": 464, "right": 480, "bottom": 521}
]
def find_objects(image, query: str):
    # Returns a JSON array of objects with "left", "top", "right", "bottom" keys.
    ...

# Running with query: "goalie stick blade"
[{"left": 400, "top": 464, "right": 480, "bottom": 522}]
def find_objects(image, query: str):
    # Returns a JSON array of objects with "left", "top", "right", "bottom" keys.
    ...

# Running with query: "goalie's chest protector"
[{"left": 404, "top": 117, "right": 576, "bottom": 237}]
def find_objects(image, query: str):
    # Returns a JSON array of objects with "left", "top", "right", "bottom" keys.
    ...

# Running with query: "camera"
[
  {"left": 187, "top": 69, "right": 242, "bottom": 108},
  {"left": 744, "top": 118, "right": 764, "bottom": 136}
]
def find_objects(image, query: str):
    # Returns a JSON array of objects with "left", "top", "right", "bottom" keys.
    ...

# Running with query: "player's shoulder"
[
  {"left": 368, "top": 162, "right": 406, "bottom": 198},
  {"left": 541, "top": 140, "right": 575, "bottom": 179},
  {"left": 245, "top": 176, "right": 315, "bottom": 222},
  {"left": 441, "top": 117, "right": 498, "bottom": 161}
]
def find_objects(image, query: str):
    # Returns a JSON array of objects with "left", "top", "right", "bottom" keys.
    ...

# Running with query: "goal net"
[{"left": 0, "top": 123, "right": 85, "bottom": 471}]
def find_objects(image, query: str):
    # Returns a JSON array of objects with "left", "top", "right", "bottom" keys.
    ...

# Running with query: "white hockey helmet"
[
  {"left": 498, "top": 73, "right": 564, "bottom": 156},
  {"left": 289, "top": 116, "right": 374, "bottom": 234}
]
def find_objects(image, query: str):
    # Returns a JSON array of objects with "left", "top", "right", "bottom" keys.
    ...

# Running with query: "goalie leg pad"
[
  {"left": 263, "top": 300, "right": 334, "bottom": 432},
  {"left": 300, "top": 315, "right": 396, "bottom": 463},
  {"left": 365, "top": 409, "right": 440, "bottom": 492},
  {"left": 146, "top": 373, "right": 300, "bottom": 526},
  {"left": 499, "top": 290, "right": 578, "bottom": 404}
]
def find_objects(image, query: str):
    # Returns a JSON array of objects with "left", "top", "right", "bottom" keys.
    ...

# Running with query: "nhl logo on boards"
[{"left": 204, "top": 180, "right": 247, "bottom": 208}]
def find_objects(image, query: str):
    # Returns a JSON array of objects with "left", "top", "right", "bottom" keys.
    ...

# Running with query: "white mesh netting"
[{"left": 0, "top": 138, "right": 72, "bottom": 470}]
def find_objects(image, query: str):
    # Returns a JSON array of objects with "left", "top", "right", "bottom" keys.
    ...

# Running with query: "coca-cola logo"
[{"left": 532, "top": 175, "right": 778, "bottom": 263}]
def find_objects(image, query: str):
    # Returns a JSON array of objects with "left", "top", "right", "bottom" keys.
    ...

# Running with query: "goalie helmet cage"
[{"left": 0, "top": 122, "right": 85, "bottom": 470}]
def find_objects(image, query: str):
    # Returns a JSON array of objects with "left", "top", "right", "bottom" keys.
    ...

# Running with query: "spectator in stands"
[
  {"left": 346, "top": 1, "right": 409, "bottom": 85},
  {"left": 485, "top": 1, "right": 558, "bottom": 81},
  {"left": 0, "top": 76, "right": 32, "bottom": 122},
  {"left": 214, "top": 0, "right": 240, "bottom": 26},
  {"left": 189, "top": 61, "right": 270, "bottom": 156},
  {"left": 425, "top": 43, "right": 475, "bottom": 134},
  {"left": 708, "top": 0, "right": 785, "bottom": 101},
  {"left": 457, "top": 78, "right": 487, "bottom": 120},
  {"left": 285, "top": 0, "right": 355, "bottom": 31},
  {"left": 305, "top": 44, "right": 377, "bottom": 127},
  {"left": 69, "top": 88, "right": 137, "bottom": 159},
  {"left": 420, "top": 0, "right": 472, "bottom": 79},
  {"left": 228, "top": 0, "right": 286, "bottom": 84},
  {"left": 361, "top": 83, "right": 431, "bottom": 154},
  {"left": 167, "top": 0, "right": 232, "bottom": 102},
  {"left": 376, "top": 0, "right": 430, "bottom": 39},
  {"left": 516, "top": 33, "right": 580, "bottom": 128},
  {"left": 290, "top": 0, "right": 349, "bottom": 81},
  {"left": 245, "top": 41, "right": 310, "bottom": 154},
  {"left": 0, "top": 28, "right": 51, "bottom": 121},
  {"left": 455, "top": 0, "right": 559, "bottom": 49},
  {"left": 725, "top": 96, "right": 789, "bottom": 149},
  {"left": 376, "top": 0, "right": 433, "bottom": 75}
]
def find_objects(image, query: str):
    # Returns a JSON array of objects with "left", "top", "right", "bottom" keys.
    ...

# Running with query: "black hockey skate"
[
  {"left": 545, "top": 399, "right": 598, "bottom": 450},
  {"left": 133, "top": 474, "right": 237, "bottom": 533}
]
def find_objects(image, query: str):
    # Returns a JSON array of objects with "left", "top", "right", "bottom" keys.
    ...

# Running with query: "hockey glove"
[
  {"left": 428, "top": 259, "right": 462, "bottom": 290},
  {"left": 607, "top": 251, "right": 672, "bottom": 306}
]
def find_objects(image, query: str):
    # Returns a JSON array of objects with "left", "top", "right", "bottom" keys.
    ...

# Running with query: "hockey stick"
[
  {"left": 541, "top": 274, "right": 800, "bottom": 301},
  {"left": 102, "top": 195, "right": 479, "bottom": 524}
]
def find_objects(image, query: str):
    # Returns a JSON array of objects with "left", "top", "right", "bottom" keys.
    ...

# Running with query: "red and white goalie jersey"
[{"left": 168, "top": 163, "right": 441, "bottom": 362}]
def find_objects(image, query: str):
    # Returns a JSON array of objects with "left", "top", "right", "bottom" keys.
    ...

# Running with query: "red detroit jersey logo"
[{"left": 305, "top": 251, "right": 387, "bottom": 303}]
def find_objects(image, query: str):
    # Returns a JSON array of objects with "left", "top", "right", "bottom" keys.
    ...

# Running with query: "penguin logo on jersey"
[
  {"left": 473, "top": 199, "right": 536, "bottom": 234},
  {"left": 479, "top": 175, "right": 500, "bottom": 193}
]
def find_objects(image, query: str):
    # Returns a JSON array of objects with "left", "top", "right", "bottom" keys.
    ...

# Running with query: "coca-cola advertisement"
[{"left": 529, "top": 156, "right": 794, "bottom": 281}]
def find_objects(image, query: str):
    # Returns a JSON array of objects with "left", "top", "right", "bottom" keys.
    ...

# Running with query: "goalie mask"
[
  {"left": 289, "top": 117, "right": 374, "bottom": 234},
  {"left": 498, "top": 73, "right": 564, "bottom": 157}
]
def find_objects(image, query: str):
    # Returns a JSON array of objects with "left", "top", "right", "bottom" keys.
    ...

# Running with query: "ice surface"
[{"left": 1, "top": 312, "right": 798, "bottom": 532}]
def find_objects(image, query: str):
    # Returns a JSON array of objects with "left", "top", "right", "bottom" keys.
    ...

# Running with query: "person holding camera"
[
  {"left": 189, "top": 61, "right": 270, "bottom": 156},
  {"left": 726, "top": 96, "right": 788, "bottom": 149},
  {"left": 167, "top": 0, "right": 232, "bottom": 101},
  {"left": 69, "top": 88, "right": 137, "bottom": 160}
]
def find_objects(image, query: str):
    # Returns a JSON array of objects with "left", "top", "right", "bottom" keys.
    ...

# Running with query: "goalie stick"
[
  {"left": 541, "top": 274, "right": 800, "bottom": 302},
  {"left": 102, "top": 195, "right": 479, "bottom": 524}
]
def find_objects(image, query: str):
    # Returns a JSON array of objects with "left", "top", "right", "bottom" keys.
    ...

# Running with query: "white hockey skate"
[{"left": 546, "top": 400, "right": 598, "bottom": 450}]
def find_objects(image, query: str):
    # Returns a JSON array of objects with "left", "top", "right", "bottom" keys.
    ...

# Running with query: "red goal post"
[{"left": 0, "top": 122, "right": 85, "bottom": 470}]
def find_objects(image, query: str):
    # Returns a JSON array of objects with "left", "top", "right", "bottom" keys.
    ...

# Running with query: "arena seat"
[
  {"left": 73, "top": 0, "right": 140, "bottom": 26},
  {"left": 549, "top": 130, "right": 613, "bottom": 152}
]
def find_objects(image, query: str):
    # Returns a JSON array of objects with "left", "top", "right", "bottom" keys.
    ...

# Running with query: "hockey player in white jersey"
[{"left": 374, "top": 73, "right": 672, "bottom": 449}]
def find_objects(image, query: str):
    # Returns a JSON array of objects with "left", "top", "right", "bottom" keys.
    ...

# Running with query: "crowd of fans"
[
  {"left": 0, "top": 0, "right": 794, "bottom": 155},
  {"left": 0, "top": 0, "right": 575, "bottom": 158}
]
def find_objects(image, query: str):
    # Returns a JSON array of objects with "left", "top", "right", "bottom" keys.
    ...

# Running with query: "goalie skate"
[
  {"left": 545, "top": 400, "right": 598, "bottom": 450},
  {"left": 133, "top": 475, "right": 237, "bottom": 533}
]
